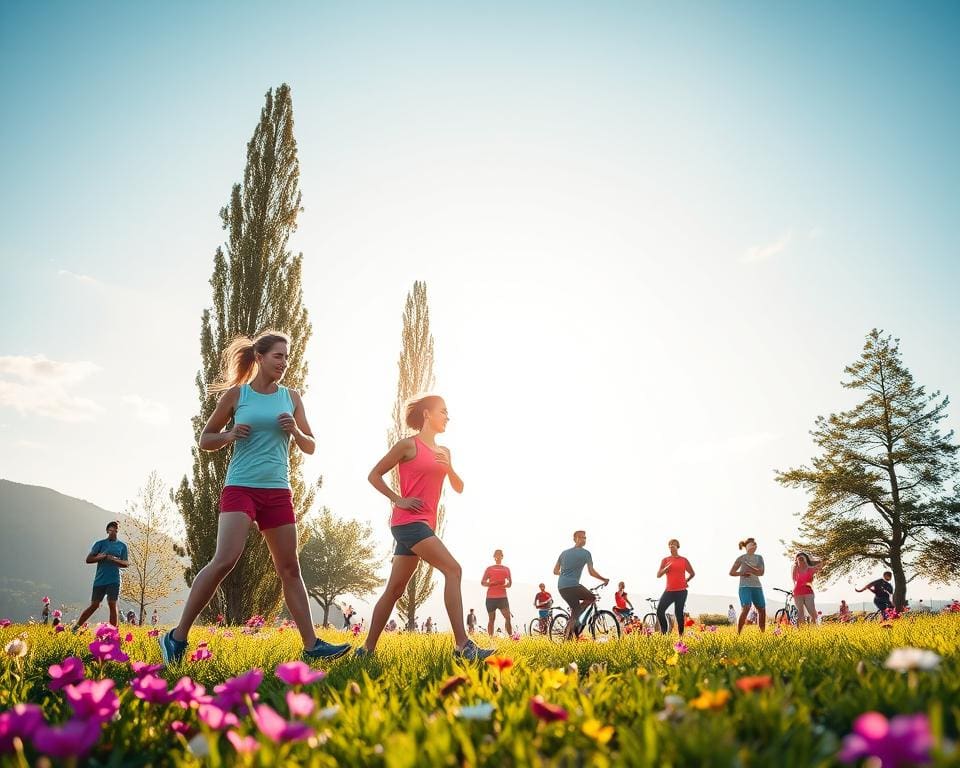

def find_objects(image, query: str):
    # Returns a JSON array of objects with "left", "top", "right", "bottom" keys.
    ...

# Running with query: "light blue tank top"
[{"left": 225, "top": 384, "right": 294, "bottom": 488}]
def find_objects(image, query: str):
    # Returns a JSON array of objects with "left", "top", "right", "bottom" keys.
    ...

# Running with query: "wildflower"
[
  {"left": 198, "top": 704, "right": 239, "bottom": 731},
  {"left": 286, "top": 691, "right": 314, "bottom": 719},
  {"left": 275, "top": 660, "right": 325, "bottom": 687},
  {"left": 93, "top": 623, "right": 119, "bottom": 642},
  {"left": 123, "top": 632, "right": 134, "bottom": 644},
  {"left": 317, "top": 705, "right": 340, "bottom": 720},
  {"left": 657, "top": 694, "right": 686, "bottom": 722},
  {"left": 839, "top": 712, "right": 932, "bottom": 768},
  {"left": 170, "top": 721, "right": 192, "bottom": 736},
  {"left": 0, "top": 703, "right": 44, "bottom": 752},
  {"left": 187, "top": 732, "right": 210, "bottom": 757},
  {"left": 674, "top": 641, "right": 688, "bottom": 654},
  {"left": 131, "top": 674, "right": 173, "bottom": 704},
  {"left": 213, "top": 669, "right": 264, "bottom": 710},
  {"left": 736, "top": 675, "right": 773, "bottom": 693},
  {"left": 226, "top": 730, "right": 259, "bottom": 753},
  {"left": 635, "top": 666, "right": 649, "bottom": 678},
  {"left": 147, "top": 628, "right": 160, "bottom": 637},
  {"left": 439, "top": 674, "right": 468, "bottom": 698},
  {"left": 54, "top": 625, "right": 65, "bottom": 633},
  {"left": 131, "top": 661, "right": 164, "bottom": 678},
  {"left": 773, "top": 627, "right": 782, "bottom": 636},
  {"left": 171, "top": 676, "right": 210, "bottom": 708},
  {"left": 530, "top": 696, "right": 568, "bottom": 723},
  {"left": 190, "top": 643, "right": 212, "bottom": 662},
  {"left": 582, "top": 718, "right": 615, "bottom": 745},
  {"left": 63, "top": 679, "right": 120, "bottom": 723},
  {"left": 666, "top": 652, "right": 679, "bottom": 666},
  {"left": 0, "top": 619, "right": 11, "bottom": 628},
  {"left": 565, "top": 662, "right": 578, "bottom": 675},
  {"left": 4, "top": 637, "right": 27, "bottom": 658},
  {"left": 485, "top": 657, "right": 514, "bottom": 671},
  {"left": 455, "top": 702, "right": 494, "bottom": 720},
  {"left": 31, "top": 718, "right": 102, "bottom": 759},
  {"left": 88, "top": 640, "right": 129, "bottom": 663},
  {"left": 884, "top": 648, "right": 941, "bottom": 673},
  {"left": 252, "top": 704, "right": 314, "bottom": 743},
  {"left": 48, "top": 657, "right": 86, "bottom": 691},
  {"left": 52, "top": 610, "right": 62, "bottom": 619},
  {"left": 707, "top": 625, "right": 718, "bottom": 633},
  {"left": 541, "top": 668, "right": 569, "bottom": 690},
  {"left": 684, "top": 617, "right": 695, "bottom": 628},
  {"left": 689, "top": 689, "right": 731, "bottom": 710}
]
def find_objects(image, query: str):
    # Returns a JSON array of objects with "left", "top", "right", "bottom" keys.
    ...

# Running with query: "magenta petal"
[
  {"left": 198, "top": 704, "right": 239, "bottom": 731},
  {"left": 32, "top": 719, "right": 102, "bottom": 759},
  {"left": 226, "top": 730, "right": 259, "bottom": 753},
  {"left": 838, "top": 733, "right": 871, "bottom": 764},
  {"left": 48, "top": 657, "right": 86, "bottom": 691},
  {"left": 275, "top": 661, "right": 325, "bottom": 686},
  {"left": 0, "top": 704, "right": 45, "bottom": 752},
  {"left": 853, "top": 712, "right": 890, "bottom": 741},
  {"left": 286, "top": 691, "right": 314, "bottom": 719}
]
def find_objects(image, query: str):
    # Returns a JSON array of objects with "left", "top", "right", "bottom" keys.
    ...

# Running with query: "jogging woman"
[
  {"left": 729, "top": 537, "right": 765, "bottom": 633},
  {"left": 792, "top": 551, "right": 825, "bottom": 626},
  {"left": 359, "top": 395, "right": 492, "bottom": 660},
  {"left": 160, "top": 332, "right": 350, "bottom": 665},
  {"left": 655, "top": 539, "right": 695, "bottom": 636}
]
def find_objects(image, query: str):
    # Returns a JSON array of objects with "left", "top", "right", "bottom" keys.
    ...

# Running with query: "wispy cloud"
[
  {"left": 0, "top": 355, "right": 102, "bottom": 422},
  {"left": 121, "top": 394, "right": 170, "bottom": 426},
  {"left": 740, "top": 231, "right": 792, "bottom": 264},
  {"left": 57, "top": 269, "right": 102, "bottom": 287}
]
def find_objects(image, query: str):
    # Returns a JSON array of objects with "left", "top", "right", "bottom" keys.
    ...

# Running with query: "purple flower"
[
  {"left": 131, "top": 674, "right": 172, "bottom": 704},
  {"left": 252, "top": 704, "right": 314, "bottom": 743},
  {"left": 131, "top": 661, "right": 164, "bottom": 678},
  {"left": 48, "top": 657, "right": 85, "bottom": 691},
  {"left": 88, "top": 639, "right": 129, "bottom": 663},
  {"left": 0, "top": 703, "right": 44, "bottom": 753},
  {"left": 93, "top": 623, "right": 119, "bottom": 642},
  {"left": 170, "top": 720, "right": 193, "bottom": 736},
  {"left": 227, "top": 730, "right": 259, "bottom": 754},
  {"left": 64, "top": 679, "right": 120, "bottom": 723},
  {"left": 674, "top": 641, "right": 689, "bottom": 654},
  {"left": 190, "top": 644, "right": 212, "bottom": 663},
  {"left": 171, "top": 676, "right": 211, "bottom": 708},
  {"left": 213, "top": 669, "right": 263, "bottom": 711},
  {"left": 0, "top": 620, "right": 11, "bottom": 628},
  {"left": 275, "top": 661, "right": 326, "bottom": 687},
  {"left": 839, "top": 712, "right": 933, "bottom": 768},
  {"left": 197, "top": 703, "right": 239, "bottom": 731},
  {"left": 32, "top": 718, "right": 102, "bottom": 758},
  {"left": 286, "top": 691, "right": 315, "bottom": 719}
]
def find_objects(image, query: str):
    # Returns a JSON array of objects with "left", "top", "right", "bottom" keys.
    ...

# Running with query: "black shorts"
[
  {"left": 485, "top": 597, "right": 510, "bottom": 614},
  {"left": 559, "top": 585, "right": 594, "bottom": 609},
  {"left": 92, "top": 583, "right": 120, "bottom": 602},
  {"left": 391, "top": 522, "right": 435, "bottom": 556}
]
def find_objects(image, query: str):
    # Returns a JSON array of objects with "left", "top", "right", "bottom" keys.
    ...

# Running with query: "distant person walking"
[
  {"left": 151, "top": 609, "right": 159, "bottom": 627},
  {"left": 482, "top": 549, "right": 513, "bottom": 637},
  {"left": 553, "top": 530, "right": 609, "bottom": 641},
  {"left": 360, "top": 394, "right": 493, "bottom": 661},
  {"left": 792, "top": 552, "right": 825, "bottom": 626},
  {"left": 466, "top": 609, "right": 477, "bottom": 633},
  {"left": 729, "top": 537, "right": 766, "bottom": 633},
  {"left": 655, "top": 539, "right": 695, "bottom": 636},
  {"left": 72, "top": 521, "right": 129, "bottom": 631},
  {"left": 727, "top": 604, "right": 737, "bottom": 624},
  {"left": 160, "top": 331, "right": 350, "bottom": 666},
  {"left": 856, "top": 571, "right": 894, "bottom": 616},
  {"left": 41, "top": 599, "right": 50, "bottom": 625}
]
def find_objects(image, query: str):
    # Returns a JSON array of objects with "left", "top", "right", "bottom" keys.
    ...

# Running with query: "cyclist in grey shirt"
[
  {"left": 729, "top": 537, "right": 766, "bottom": 633},
  {"left": 553, "top": 530, "right": 609, "bottom": 641}
]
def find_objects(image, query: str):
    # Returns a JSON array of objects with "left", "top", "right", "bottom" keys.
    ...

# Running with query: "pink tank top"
[{"left": 390, "top": 437, "right": 447, "bottom": 530}]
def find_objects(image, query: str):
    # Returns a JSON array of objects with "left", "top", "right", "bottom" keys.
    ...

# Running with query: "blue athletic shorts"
[
  {"left": 538, "top": 609, "right": 550, "bottom": 619},
  {"left": 738, "top": 586, "right": 765, "bottom": 609},
  {"left": 390, "top": 522, "right": 435, "bottom": 556}
]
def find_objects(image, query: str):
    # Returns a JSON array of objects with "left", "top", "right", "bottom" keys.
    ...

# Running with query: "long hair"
[
  {"left": 208, "top": 331, "right": 290, "bottom": 394},
  {"left": 404, "top": 394, "right": 443, "bottom": 430}
]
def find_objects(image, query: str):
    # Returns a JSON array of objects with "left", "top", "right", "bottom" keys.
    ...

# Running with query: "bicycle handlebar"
[{"left": 773, "top": 587, "right": 794, "bottom": 595}]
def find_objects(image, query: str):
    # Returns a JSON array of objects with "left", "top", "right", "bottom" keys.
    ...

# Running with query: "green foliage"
[
  {"left": 777, "top": 329, "right": 960, "bottom": 609},
  {"left": 698, "top": 614, "right": 731, "bottom": 626},
  {"left": 174, "top": 83, "right": 317, "bottom": 623},
  {"left": 300, "top": 509, "right": 385, "bottom": 625},
  {"left": 3, "top": 616, "right": 960, "bottom": 765}
]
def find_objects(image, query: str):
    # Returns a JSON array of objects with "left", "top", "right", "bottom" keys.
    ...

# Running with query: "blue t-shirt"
[
  {"left": 556, "top": 546, "right": 593, "bottom": 589},
  {"left": 90, "top": 538, "right": 128, "bottom": 586}
]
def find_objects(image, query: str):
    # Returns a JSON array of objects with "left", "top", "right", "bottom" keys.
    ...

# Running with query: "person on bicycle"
[
  {"left": 856, "top": 571, "right": 894, "bottom": 616},
  {"left": 534, "top": 583, "right": 553, "bottom": 632},
  {"left": 729, "top": 537, "right": 765, "bottom": 633},
  {"left": 656, "top": 539, "right": 695, "bottom": 636},
  {"left": 553, "top": 530, "right": 609, "bottom": 641},
  {"left": 613, "top": 581, "right": 634, "bottom": 620}
]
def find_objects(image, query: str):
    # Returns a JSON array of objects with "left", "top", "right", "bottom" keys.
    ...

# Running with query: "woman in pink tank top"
[{"left": 359, "top": 395, "right": 494, "bottom": 661}]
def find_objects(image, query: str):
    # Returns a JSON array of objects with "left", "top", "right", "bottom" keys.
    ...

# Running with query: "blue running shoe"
[
  {"left": 454, "top": 639, "right": 495, "bottom": 662},
  {"left": 159, "top": 629, "right": 188, "bottom": 666},
  {"left": 303, "top": 638, "right": 351, "bottom": 662}
]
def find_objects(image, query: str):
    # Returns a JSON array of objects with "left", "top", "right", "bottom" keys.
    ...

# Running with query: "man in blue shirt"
[
  {"left": 856, "top": 571, "right": 894, "bottom": 615},
  {"left": 553, "top": 530, "right": 609, "bottom": 641},
  {"left": 72, "top": 521, "right": 129, "bottom": 630}
]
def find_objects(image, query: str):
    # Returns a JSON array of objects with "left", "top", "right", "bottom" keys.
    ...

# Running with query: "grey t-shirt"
[
  {"left": 557, "top": 546, "right": 593, "bottom": 589},
  {"left": 734, "top": 553, "right": 764, "bottom": 587}
]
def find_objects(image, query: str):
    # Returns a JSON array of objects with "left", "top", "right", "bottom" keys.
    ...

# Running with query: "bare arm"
[
  {"left": 729, "top": 557, "right": 743, "bottom": 577},
  {"left": 587, "top": 565, "right": 609, "bottom": 584},
  {"left": 280, "top": 390, "right": 315, "bottom": 455},
  {"left": 481, "top": 570, "right": 492, "bottom": 587},
  {"left": 367, "top": 439, "right": 419, "bottom": 507},
  {"left": 656, "top": 559, "right": 669, "bottom": 578},
  {"left": 435, "top": 447, "right": 464, "bottom": 493},
  {"left": 685, "top": 561, "right": 695, "bottom": 583},
  {"left": 553, "top": 559, "right": 561, "bottom": 577},
  {"left": 85, "top": 550, "right": 107, "bottom": 565},
  {"left": 199, "top": 388, "right": 246, "bottom": 451},
  {"left": 106, "top": 555, "right": 129, "bottom": 568}
]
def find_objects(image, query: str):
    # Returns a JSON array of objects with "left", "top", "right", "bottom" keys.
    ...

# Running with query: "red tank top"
[{"left": 390, "top": 437, "right": 447, "bottom": 530}]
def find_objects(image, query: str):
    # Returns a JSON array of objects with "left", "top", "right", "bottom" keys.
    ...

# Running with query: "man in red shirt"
[
  {"left": 534, "top": 583, "right": 553, "bottom": 633},
  {"left": 481, "top": 549, "right": 513, "bottom": 637}
]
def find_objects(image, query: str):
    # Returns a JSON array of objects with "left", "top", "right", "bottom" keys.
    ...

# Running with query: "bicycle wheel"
[
  {"left": 591, "top": 610, "right": 621, "bottom": 641},
  {"left": 642, "top": 612, "right": 658, "bottom": 632},
  {"left": 548, "top": 613, "right": 569, "bottom": 643}
]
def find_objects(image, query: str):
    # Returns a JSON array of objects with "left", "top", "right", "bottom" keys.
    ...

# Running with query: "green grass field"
[{"left": 2, "top": 615, "right": 959, "bottom": 766}]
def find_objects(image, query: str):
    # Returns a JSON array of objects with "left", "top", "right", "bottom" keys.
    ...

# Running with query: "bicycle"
[
  {"left": 528, "top": 606, "right": 566, "bottom": 637},
  {"left": 640, "top": 597, "right": 675, "bottom": 633},
  {"left": 772, "top": 587, "right": 798, "bottom": 626},
  {"left": 548, "top": 585, "right": 621, "bottom": 643}
]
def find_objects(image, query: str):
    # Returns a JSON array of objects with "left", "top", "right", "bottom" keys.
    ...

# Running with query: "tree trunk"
[
  {"left": 891, "top": 554, "right": 908, "bottom": 612},
  {"left": 405, "top": 582, "right": 416, "bottom": 630},
  {"left": 322, "top": 602, "right": 329, "bottom": 626}
]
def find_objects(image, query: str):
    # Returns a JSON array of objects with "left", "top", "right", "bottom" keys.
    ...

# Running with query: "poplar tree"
[
  {"left": 174, "top": 84, "right": 316, "bottom": 623},
  {"left": 388, "top": 282, "right": 444, "bottom": 630},
  {"left": 777, "top": 329, "right": 960, "bottom": 610}
]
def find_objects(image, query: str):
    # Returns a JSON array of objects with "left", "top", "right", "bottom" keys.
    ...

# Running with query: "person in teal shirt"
[{"left": 72, "top": 521, "right": 128, "bottom": 630}]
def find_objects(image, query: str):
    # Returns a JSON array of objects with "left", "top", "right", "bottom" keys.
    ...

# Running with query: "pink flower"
[
  {"left": 170, "top": 720, "right": 192, "bottom": 736},
  {"left": 674, "top": 641, "right": 689, "bottom": 654},
  {"left": 88, "top": 640, "right": 129, "bottom": 663},
  {"left": 131, "top": 661, "right": 164, "bottom": 678},
  {"left": 227, "top": 730, "right": 259, "bottom": 753},
  {"left": 0, "top": 619, "right": 11, "bottom": 628},
  {"left": 93, "top": 623, "right": 119, "bottom": 642},
  {"left": 252, "top": 704, "right": 314, "bottom": 743},
  {"left": 530, "top": 696, "right": 568, "bottom": 723},
  {"left": 0, "top": 703, "right": 44, "bottom": 752},
  {"left": 63, "top": 679, "right": 120, "bottom": 723},
  {"left": 48, "top": 657, "right": 85, "bottom": 691},
  {"left": 124, "top": 632, "right": 134, "bottom": 644},
  {"left": 839, "top": 712, "right": 932, "bottom": 768},
  {"left": 52, "top": 610, "right": 62, "bottom": 619},
  {"left": 42, "top": 596, "right": 50, "bottom": 605},
  {"left": 213, "top": 669, "right": 264, "bottom": 711},
  {"left": 190, "top": 643, "right": 212, "bottom": 662},
  {"left": 275, "top": 661, "right": 325, "bottom": 687},
  {"left": 286, "top": 691, "right": 314, "bottom": 719},
  {"left": 131, "top": 674, "right": 172, "bottom": 704},
  {"left": 171, "top": 677, "right": 211, "bottom": 708},
  {"left": 54, "top": 625, "right": 65, "bottom": 633},
  {"left": 198, "top": 703, "right": 239, "bottom": 731},
  {"left": 32, "top": 718, "right": 102, "bottom": 758}
]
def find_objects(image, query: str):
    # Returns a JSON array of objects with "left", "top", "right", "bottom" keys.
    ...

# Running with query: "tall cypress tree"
[
  {"left": 388, "top": 281, "right": 445, "bottom": 630},
  {"left": 174, "top": 84, "right": 316, "bottom": 623}
]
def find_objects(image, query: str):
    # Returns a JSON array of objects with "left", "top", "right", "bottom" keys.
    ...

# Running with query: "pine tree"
[
  {"left": 174, "top": 84, "right": 317, "bottom": 623},
  {"left": 777, "top": 329, "right": 960, "bottom": 610},
  {"left": 388, "top": 281, "right": 444, "bottom": 630}
]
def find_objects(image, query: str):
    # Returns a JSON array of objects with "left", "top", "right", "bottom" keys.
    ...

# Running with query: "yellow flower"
[
  {"left": 666, "top": 653, "right": 679, "bottom": 667},
  {"left": 636, "top": 666, "right": 649, "bottom": 678},
  {"left": 541, "top": 668, "right": 568, "bottom": 690},
  {"left": 582, "top": 719, "right": 615, "bottom": 745},
  {"left": 689, "top": 689, "right": 730, "bottom": 711}
]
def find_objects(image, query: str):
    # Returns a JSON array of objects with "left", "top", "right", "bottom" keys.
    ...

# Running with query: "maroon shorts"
[{"left": 219, "top": 486, "right": 294, "bottom": 530}]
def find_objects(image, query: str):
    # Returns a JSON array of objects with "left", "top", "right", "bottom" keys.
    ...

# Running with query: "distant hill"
[{"left": 0, "top": 479, "right": 191, "bottom": 623}]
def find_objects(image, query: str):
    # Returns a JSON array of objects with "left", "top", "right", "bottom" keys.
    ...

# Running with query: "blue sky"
[{"left": 1, "top": 1, "right": 958, "bottom": 609}]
